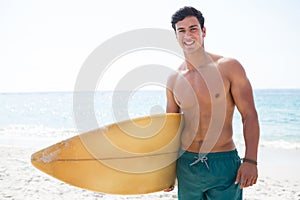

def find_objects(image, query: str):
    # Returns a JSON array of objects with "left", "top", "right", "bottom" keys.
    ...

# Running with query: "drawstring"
[{"left": 190, "top": 154, "right": 210, "bottom": 170}]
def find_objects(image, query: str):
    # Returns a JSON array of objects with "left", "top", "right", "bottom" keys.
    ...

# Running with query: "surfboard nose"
[
  {"left": 31, "top": 142, "right": 64, "bottom": 176},
  {"left": 31, "top": 151, "right": 54, "bottom": 175}
]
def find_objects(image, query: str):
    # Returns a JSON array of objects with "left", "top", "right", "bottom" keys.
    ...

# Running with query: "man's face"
[{"left": 175, "top": 16, "right": 206, "bottom": 54}]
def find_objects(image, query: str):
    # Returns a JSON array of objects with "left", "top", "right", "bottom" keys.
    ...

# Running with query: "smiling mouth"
[{"left": 184, "top": 40, "right": 195, "bottom": 46}]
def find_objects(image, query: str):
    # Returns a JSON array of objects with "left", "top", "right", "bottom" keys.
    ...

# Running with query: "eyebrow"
[
  {"left": 176, "top": 27, "right": 185, "bottom": 31},
  {"left": 176, "top": 24, "right": 199, "bottom": 31},
  {"left": 189, "top": 25, "right": 199, "bottom": 29}
]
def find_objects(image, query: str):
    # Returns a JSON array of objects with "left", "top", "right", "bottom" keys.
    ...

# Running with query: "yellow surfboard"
[{"left": 31, "top": 113, "right": 183, "bottom": 194}]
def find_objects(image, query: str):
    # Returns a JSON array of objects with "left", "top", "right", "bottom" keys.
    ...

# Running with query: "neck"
[{"left": 184, "top": 48, "right": 213, "bottom": 70}]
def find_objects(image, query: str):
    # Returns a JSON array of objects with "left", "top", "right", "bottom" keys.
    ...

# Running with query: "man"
[{"left": 165, "top": 6, "right": 260, "bottom": 199}]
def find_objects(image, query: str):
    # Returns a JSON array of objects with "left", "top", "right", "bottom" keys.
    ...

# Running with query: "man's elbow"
[{"left": 242, "top": 109, "right": 259, "bottom": 124}]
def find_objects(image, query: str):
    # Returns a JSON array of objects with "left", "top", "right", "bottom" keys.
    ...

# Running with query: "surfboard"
[{"left": 31, "top": 113, "right": 183, "bottom": 194}]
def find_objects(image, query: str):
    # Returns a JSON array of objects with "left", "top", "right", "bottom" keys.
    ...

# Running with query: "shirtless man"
[{"left": 165, "top": 7, "right": 260, "bottom": 199}]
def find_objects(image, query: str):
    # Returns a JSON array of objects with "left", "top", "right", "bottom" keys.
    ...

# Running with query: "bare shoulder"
[
  {"left": 218, "top": 57, "right": 244, "bottom": 70},
  {"left": 217, "top": 57, "right": 247, "bottom": 80},
  {"left": 167, "top": 72, "right": 177, "bottom": 87},
  {"left": 168, "top": 63, "right": 183, "bottom": 81},
  {"left": 167, "top": 71, "right": 180, "bottom": 90},
  {"left": 206, "top": 52, "right": 245, "bottom": 75}
]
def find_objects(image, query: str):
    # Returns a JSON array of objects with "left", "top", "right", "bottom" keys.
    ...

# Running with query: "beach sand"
[{"left": 1, "top": 145, "right": 300, "bottom": 200}]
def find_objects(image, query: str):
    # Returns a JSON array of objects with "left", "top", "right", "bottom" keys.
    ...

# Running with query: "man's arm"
[
  {"left": 163, "top": 74, "right": 180, "bottom": 193},
  {"left": 166, "top": 74, "right": 180, "bottom": 113},
  {"left": 227, "top": 59, "right": 260, "bottom": 188}
]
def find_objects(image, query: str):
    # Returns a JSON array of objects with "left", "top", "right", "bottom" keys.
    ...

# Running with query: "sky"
[{"left": 1, "top": 0, "right": 300, "bottom": 93}]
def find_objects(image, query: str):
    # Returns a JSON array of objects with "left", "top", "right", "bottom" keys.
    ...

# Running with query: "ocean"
[{"left": 0, "top": 89, "right": 299, "bottom": 150}]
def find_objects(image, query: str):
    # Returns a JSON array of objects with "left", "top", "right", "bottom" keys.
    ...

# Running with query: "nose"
[{"left": 184, "top": 30, "right": 192, "bottom": 37}]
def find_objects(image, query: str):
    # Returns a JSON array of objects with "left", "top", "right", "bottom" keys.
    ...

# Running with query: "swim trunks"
[{"left": 177, "top": 149, "right": 242, "bottom": 200}]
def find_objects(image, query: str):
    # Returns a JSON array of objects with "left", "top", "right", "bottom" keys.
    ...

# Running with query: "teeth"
[{"left": 184, "top": 41, "right": 194, "bottom": 45}]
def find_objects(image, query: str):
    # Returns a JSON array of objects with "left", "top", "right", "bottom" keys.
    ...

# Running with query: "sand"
[{"left": 1, "top": 144, "right": 300, "bottom": 200}]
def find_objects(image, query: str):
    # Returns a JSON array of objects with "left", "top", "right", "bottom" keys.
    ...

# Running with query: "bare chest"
[{"left": 173, "top": 67, "right": 228, "bottom": 110}]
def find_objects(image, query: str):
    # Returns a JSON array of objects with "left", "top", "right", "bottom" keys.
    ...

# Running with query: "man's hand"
[
  {"left": 235, "top": 162, "right": 258, "bottom": 188},
  {"left": 164, "top": 185, "right": 175, "bottom": 192}
]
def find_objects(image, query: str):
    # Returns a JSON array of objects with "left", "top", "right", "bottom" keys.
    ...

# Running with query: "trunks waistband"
[
  {"left": 179, "top": 149, "right": 239, "bottom": 159},
  {"left": 179, "top": 149, "right": 239, "bottom": 169}
]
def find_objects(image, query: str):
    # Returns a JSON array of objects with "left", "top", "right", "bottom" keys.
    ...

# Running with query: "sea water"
[{"left": 0, "top": 89, "right": 299, "bottom": 149}]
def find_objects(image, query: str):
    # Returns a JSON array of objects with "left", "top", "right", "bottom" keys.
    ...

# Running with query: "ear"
[{"left": 202, "top": 27, "right": 206, "bottom": 37}]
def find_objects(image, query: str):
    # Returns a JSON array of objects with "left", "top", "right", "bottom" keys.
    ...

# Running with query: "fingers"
[
  {"left": 235, "top": 169, "right": 241, "bottom": 185},
  {"left": 239, "top": 177, "right": 248, "bottom": 188},
  {"left": 254, "top": 177, "right": 258, "bottom": 184},
  {"left": 239, "top": 177, "right": 258, "bottom": 188},
  {"left": 236, "top": 163, "right": 258, "bottom": 188},
  {"left": 164, "top": 185, "right": 174, "bottom": 192}
]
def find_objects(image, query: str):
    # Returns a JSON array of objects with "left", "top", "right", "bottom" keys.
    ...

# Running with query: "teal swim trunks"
[{"left": 177, "top": 149, "right": 242, "bottom": 200}]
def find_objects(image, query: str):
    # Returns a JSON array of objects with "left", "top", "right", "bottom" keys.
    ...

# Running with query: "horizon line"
[{"left": 1, "top": 88, "right": 300, "bottom": 94}]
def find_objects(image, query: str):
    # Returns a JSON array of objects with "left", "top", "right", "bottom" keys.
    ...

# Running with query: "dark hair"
[{"left": 171, "top": 6, "right": 205, "bottom": 31}]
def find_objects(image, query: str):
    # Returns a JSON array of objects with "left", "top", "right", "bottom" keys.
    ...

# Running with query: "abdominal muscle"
[{"left": 180, "top": 109, "right": 236, "bottom": 153}]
